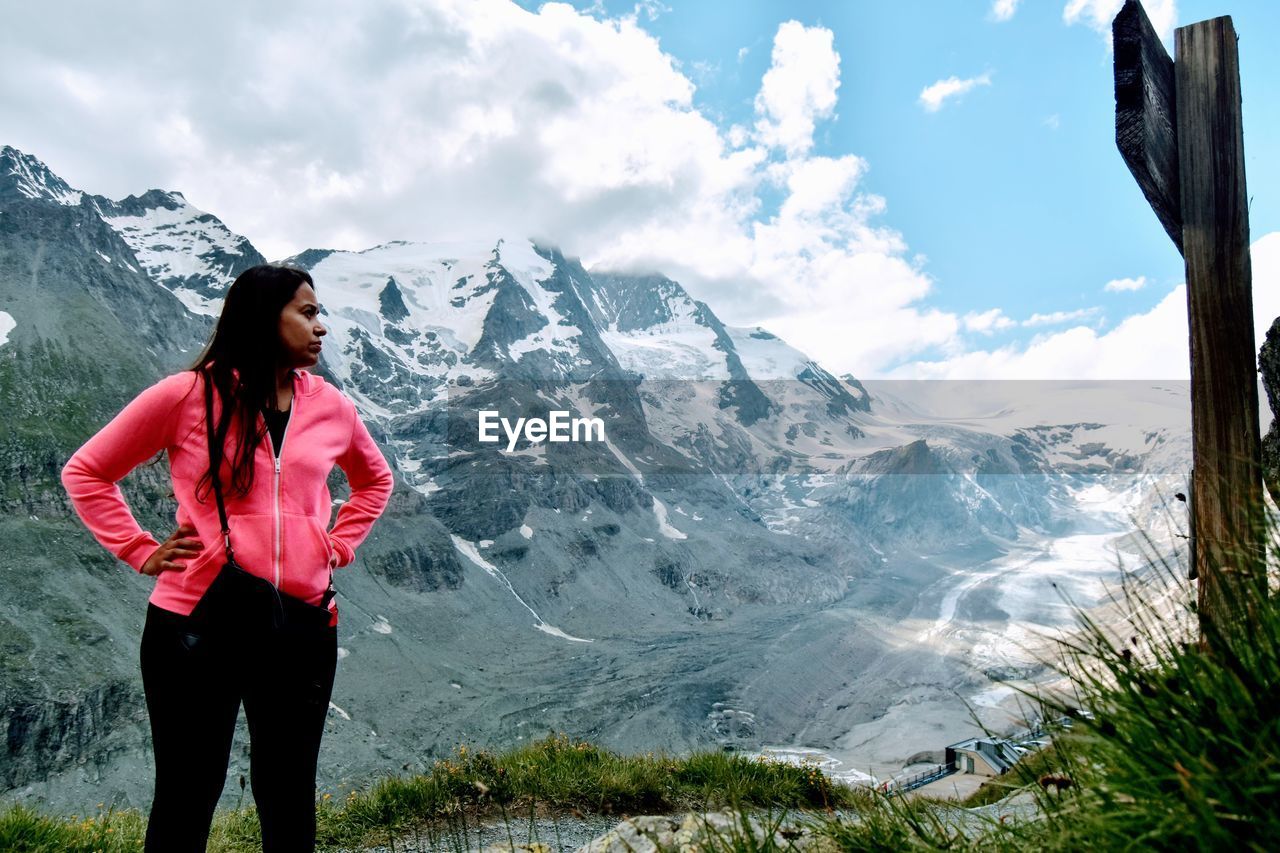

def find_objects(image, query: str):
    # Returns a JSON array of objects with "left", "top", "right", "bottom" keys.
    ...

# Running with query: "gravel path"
[{"left": 341, "top": 794, "right": 1042, "bottom": 852}]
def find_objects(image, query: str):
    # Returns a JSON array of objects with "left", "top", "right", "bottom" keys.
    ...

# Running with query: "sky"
[{"left": 1, "top": 0, "right": 1277, "bottom": 380}]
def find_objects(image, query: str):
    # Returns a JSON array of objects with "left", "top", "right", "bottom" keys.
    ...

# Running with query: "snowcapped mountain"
[
  {"left": 577, "top": 268, "right": 873, "bottom": 476},
  {"left": 93, "top": 189, "right": 266, "bottom": 316},
  {"left": 283, "top": 239, "right": 622, "bottom": 414},
  {"left": 0, "top": 145, "right": 1199, "bottom": 808},
  {"left": 0, "top": 145, "right": 84, "bottom": 206},
  {"left": 281, "top": 239, "right": 881, "bottom": 495},
  {"left": 0, "top": 146, "right": 205, "bottom": 359}
]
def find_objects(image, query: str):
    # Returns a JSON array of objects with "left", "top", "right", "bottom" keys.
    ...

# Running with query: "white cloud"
[
  {"left": 1063, "top": 0, "right": 1177, "bottom": 41},
  {"left": 4, "top": 1, "right": 728, "bottom": 262},
  {"left": 991, "top": 0, "right": 1021, "bottom": 22},
  {"left": 919, "top": 72, "right": 992, "bottom": 112},
  {"left": 752, "top": 20, "right": 841, "bottom": 157},
  {"left": 1043, "top": 114, "right": 1061, "bottom": 130},
  {"left": 687, "top": 59, "right": 719, "bottom": 85},
  {"left": 1252, "top": 232, "right": 1280, "bottom": 347},
  {"left": 900, "top": 290, "right": 1185, "bottom": 379},
  {"left": 965, "top": 308, "right": 1017, "bottom": 334},
  {"left": 737, "top": 46, "right": 749, "bottom": 63},
  {"left": 768, "top": 303, "right": 961, "bottom": 378},
  {"left": 556, "top": 17, "right": 948, "bottom": 377},
  {"left": 895, "top": 231, "right": 1280, "bottom": 380},
  {"left": 1105, "top": 275, "right": 1148, "bottom": 292},
  {"left": 630, "top": 0, "right": 669, "bottom": 23},
  {"left": 1023, "top": 307, "right": 1100, "bottom": 327}
]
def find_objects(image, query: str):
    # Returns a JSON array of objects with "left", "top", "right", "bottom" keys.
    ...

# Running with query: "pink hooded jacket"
[{"left": 61, "top": 367, "right": 394, "bottom": 626}]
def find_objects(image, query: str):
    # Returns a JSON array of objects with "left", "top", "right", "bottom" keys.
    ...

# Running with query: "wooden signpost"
[{"left": 1114, "top": 0, "right": 1262, "bottom": 639}]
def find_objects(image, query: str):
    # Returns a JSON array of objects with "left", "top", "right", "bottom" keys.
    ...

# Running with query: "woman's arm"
[
  {"left": 327, "top": 404, "right": 394, "bottom": 567},
  {"left": 61, "top": 372, "right": 197, "bottom": 572}
]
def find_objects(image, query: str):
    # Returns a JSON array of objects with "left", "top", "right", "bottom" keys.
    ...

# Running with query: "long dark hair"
[{"left": 189, "top": 264, "right": 315, "bottom": 501}]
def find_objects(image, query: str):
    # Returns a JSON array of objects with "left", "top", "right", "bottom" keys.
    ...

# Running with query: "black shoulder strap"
[{"left": 203, "top": 371, "right": 236, "bottom": 565}]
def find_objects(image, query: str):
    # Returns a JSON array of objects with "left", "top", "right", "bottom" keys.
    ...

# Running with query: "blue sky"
[{"left": 3, "top": 0, "right": 1277, "bottom": 379}]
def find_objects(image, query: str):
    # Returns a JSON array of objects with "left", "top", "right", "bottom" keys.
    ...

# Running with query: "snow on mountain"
[
  {"left": 594, "top": 274, "right": 727, "bottom": 380},
  {"left": 490, "top": 239, "right": 584, "bottom": 366},
  {"left": 579, "top": 269, "right": 879, "bottom": 481},
  {"left": 451, "top": 534, "right": 594, "bottom": 643},
  {"left": 292, "top": 237, "right": 606, "bottom": 419},
  {"left": 0, "top": 310, "right": 15, "bottom": 346},
  {"left": 585, "top": 271, "right": 708, "bottom": 334},
  {"left": 726, "top": 326, "right": 812, "bottom": 380},
  {"left": 95, "top": 189, "right": 266, "bottom": 316},
  {"left": 302, "top": 240, "right": 502, "bottom": 399},
  {"left": 598, "top": 312, "right": 725, "bottom": 379},
  {"left": 0, "top": 145, "right": 83, "bottom": 206},
  {"left": 1, "top": 146, "right": 258, "bottom": 315}
]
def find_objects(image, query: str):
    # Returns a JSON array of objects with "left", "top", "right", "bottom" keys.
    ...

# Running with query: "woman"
[{"left": 61, "top": 264, "right": 394, "bottom": 851}]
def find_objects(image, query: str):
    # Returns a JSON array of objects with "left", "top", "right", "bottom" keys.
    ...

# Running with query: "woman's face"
[{"left": 278, "top": 282, "right": 326, "bottom": 369}]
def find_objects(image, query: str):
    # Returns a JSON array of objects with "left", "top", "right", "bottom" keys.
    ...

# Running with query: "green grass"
[
  {"left": 1000, "top": 532, "right": 1280, "bottom": 852},
  {"left": 0, "top": 803, "right": 148, "bottom": 852},
  {"left": 0, "top": 735, "right": 859, "bottom": 851},
  {"left": 806, "top": 519, "right": 1280, "bottom": 852},
  {"left": 308, "top": 735, "right": 857, "bottom": 849}
]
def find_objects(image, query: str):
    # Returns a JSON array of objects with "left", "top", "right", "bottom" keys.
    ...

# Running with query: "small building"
[{"left": 945, "top": 737, "right": 1023, "bottom": 777}]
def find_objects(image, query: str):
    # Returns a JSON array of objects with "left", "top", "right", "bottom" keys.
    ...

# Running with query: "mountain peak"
[
  {"left": 583, "top": 268, "right": 702, "bottom": 334},
  {"left": 121, "top": 187, "right": 185, "bottom": 210},
  {"left": 0, "top": 145, "right": 84, "bottom": 206},
  {"left": 93, "top": 184, "right": 266, "bottom": 315}
]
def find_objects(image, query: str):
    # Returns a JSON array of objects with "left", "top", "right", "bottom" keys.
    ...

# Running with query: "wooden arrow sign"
[
  {"left": 1113, "top": 0, "right": 1262, "bottom": 639},
  {"left": 1114, "top": 0, "right": 1182, "bottom": 254}
]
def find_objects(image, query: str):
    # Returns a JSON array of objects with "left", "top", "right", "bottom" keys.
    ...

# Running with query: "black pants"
[{"left": 140, "top": 602, "right": 337, "bottom": 852}]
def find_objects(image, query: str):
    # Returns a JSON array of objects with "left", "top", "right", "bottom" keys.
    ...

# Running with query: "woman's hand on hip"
[{"left": 141, "top": 524, "right": 205, "bottom": 576}]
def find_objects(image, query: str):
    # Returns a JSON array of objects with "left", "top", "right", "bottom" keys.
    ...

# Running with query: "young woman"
[{"left": 61, "top": 264, "right": 394, "bottom": 852}]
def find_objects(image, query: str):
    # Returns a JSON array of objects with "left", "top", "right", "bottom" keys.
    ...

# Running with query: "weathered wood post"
[{"left": 1113, "top": 0, "right": 1262, "bottom": 639}]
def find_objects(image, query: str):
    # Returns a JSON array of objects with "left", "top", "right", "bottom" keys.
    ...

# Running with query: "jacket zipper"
[{"left": 263, "top": 372, "right": 296, "bottom": 589}]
